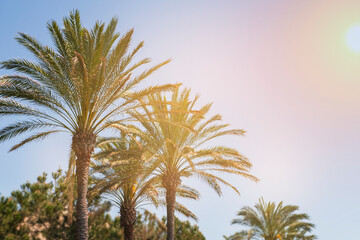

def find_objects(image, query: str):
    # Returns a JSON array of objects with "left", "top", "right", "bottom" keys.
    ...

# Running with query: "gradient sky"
[{"left": 1, "top": 1, "right": 360, "bottom": 239}]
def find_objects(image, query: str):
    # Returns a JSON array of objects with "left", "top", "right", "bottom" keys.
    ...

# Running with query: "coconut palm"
[
  {"left": 0, "top": 10, "right": 172, "bottom": 239},
  {"left": 91, "top": 136, "right": 198, "bottom": 240},
  {"left": 230, "top": 198, "right": 317, "bottom": 240},
  {"left": 117, "top": 87, "right": 257, "bottom": 240}
]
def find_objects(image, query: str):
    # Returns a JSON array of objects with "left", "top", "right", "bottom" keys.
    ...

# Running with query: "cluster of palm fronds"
[
  {"left": 225, "top": 198, "right": 316, "bottom": 240},
  {"left": 0, "top": 9, "right": 316, "bottom": 240}
]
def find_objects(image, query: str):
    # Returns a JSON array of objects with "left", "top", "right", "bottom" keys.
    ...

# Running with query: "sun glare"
[{"left": 346, "top": 24, "right": 360, "bottom": 53}]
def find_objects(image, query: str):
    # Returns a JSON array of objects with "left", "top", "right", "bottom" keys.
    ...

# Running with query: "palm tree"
[
  {"left": 91, "top": 136, "right": 157, "bottom": 240},
  {"left": 230, "top": 198, "right": 317, "bottom": 240},
  {"left": 0, "top": 10, "right": 172, "bottom": 239},
  {"left": 119, "top": 87, "right": 258, "bottom": 240},
  {"left": 91, "top": 136, "right": 198, "bottom": 240}
]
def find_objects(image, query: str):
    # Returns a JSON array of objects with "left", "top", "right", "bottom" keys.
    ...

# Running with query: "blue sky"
[{"left": 1, "top": 1, "right": 360, "bottom": 239}]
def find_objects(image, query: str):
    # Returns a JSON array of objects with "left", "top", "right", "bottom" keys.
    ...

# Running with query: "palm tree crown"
[
  {"left": 0, "top": 10, "right": 170, "bottom": 148},
  {"left": 130, "top": 88, "right": 257, "bottom": 194},
  {"left": 230, "top": 198, "right": 317, "bottom": 240}
]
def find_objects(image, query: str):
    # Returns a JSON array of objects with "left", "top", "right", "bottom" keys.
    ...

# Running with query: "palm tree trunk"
[
  {"left": 165, "top": 187, "right": 176, "bottom": 240},
  {"left": 120, "top": 204, "right": 136, "bottom": 240},
  {"left": 72, "top": 132, "right": 96, "bottom": 240}
]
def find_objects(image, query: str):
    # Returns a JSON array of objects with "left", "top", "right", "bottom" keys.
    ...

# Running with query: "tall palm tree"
[
  {"left": 0, "top": 10, "right": 172, "bottom": 239},
  {"left": 118, "top": 87, "right": 258, "bottom": 240},
  {"left": 230, "top": 198, "right": 317, "bottom": 240},
  {"left": 91, "top": 136, "right": 198, "bottom": 240}
]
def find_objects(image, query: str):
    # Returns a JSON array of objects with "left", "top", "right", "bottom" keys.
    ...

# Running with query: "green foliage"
[
  {"left": 0, "top": 170, "right": 206, "bottom": 239},
  {"left": 88, "top": 211, "right": 123, "bottom": 240},
  {"left": 0, "top": 195, "right": 29, "bottom": 240},
  {"left": 133, "top": 212, "right": 206, "bottom": 240},
  {"left": 7, "top": 170, "right": 74, "bottom": 239},
  {"left": 173, "top": 217, "right": 206, "bottom": 240},
  {"left": 0, "top": 169, "right": 120, "bottom": 239},
  {"left": 227, "top": 198, "right": 317, "bottom": 240},
  {"left": 133, "top": 211, "right": 166, "bottom": 239}
]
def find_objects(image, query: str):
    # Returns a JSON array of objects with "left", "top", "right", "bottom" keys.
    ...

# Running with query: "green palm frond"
[
  {"left": 231, "top": 198, "right": 317, "bottom": 240},
  {"left": 10, "top": 130, "right": 61, "bottom": 152}
]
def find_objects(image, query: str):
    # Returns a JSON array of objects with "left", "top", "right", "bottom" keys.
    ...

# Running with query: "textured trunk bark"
[
  {"left": 166, "top": 188, "right": 176, "bottom": 240},
  {"left": 72, "top": 132, "right": 96, "bottom": 240},
  {"left": 120, "top": 204, "right": 136, "bottom": 240}
]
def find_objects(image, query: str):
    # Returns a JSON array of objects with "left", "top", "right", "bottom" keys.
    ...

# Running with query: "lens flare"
[{"left": 346, "top": 24, "right": 360, "bottom": 53}]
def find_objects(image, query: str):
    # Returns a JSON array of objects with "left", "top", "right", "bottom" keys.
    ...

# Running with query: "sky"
[{"left": 0, "top": 0, "right": 360, "bottom": 239}]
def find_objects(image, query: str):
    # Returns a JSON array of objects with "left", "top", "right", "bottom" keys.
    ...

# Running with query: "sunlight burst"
[{"left": 346, "top": 24, "right": 360, "bottom": 53}]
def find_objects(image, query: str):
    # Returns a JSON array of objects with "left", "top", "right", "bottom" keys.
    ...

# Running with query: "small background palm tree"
[{"left": 229, "top": 198, "right": 317, "bottom": 240}]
